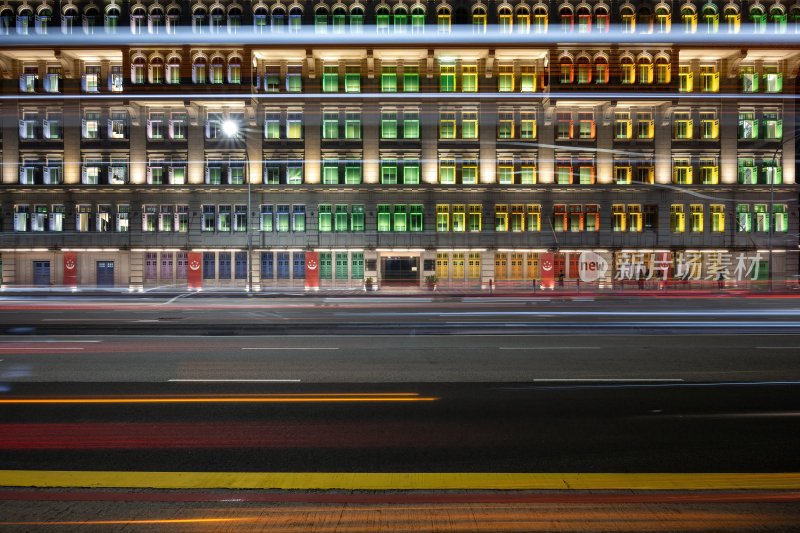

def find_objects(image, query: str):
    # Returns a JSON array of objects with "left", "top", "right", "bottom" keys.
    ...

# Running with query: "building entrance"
[
  {"left": 381, "top": 256, "right": 419, "bottom": 285},
  {"left": 33, "top": 261, "right": 50, "bottom": 286},
  {"left": 96, "top": 261, "right": 114, "bottom": 287}
]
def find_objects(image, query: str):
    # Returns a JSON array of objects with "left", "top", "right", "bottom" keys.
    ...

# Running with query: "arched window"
[
  {"left": 702, "top": 5, "right": 718, "bottom": 33},
  {"left": 36, "top": 7, "right": 53, "bottom": 34},
  {"left": 559, "top": 57, "right": 574, "bottom": 84},
  {"left": 210, "top": 56, "right": 225, "bottom": 83},
  {"left": 315, "top": 6, "right": 329, "bottom": 33},
  {"left": 149, "top": 57, "right": 164, "bottom": 84},
  {"left": 193, "top": 56, "right": 207, "bottom": 83},
  {"left": 167, "top": 56, "right": 181, "bottom": 84},
  {"left": 791, "top": 7, "right": 800, "bottom": 33},
  {"left": 724, "top": 6, "right": 740, "bottom": 33},
  {"left": 351, "top": 6, "right": 364, "bottom": 31},
  {"left": 620, "top": 6, "right": 635, "bottom": 32},
  {"left": 750, "top": 6, "right": 766, "bottom": 33},
  {"left": 620, "top": 56, "right": 635, "bottom": 84},
  {"left": 271, "top": 7, "right": 285, "bottom": 31},
  {"left": 131, "top": 56, "right": 146, "bottom": 84},
  {"left": 655, "top": 6, "right": 670, "bottom": 33},
  {"left": 516, "top": 6, "right": 530, "bottom": 33},
  {"left": 655, "top": 56, "right": 671, "bottom": 83},
  {"left": 228, "top": 57, "right": 241, "bottom": 84},
  {"left": 576, "top": 57, "right": 592, "bottom": 83},
  {"left": 210, "top": 6, "right": 225, "bottom": 32},
  {"left": 559, "top": 6, "right": 573, "bottom": 32},
  {"left": 411, "top": 6, "right": 425, "bottom": 32},
  {"left": 594, "top": 56, "right": 609, "bottom": 83},
  {"left": 637, "top": 7, "right": 652, "bottom": 33},
  {"left": 499, "top": 6, "right": 513, "bottom": 32},
  {"left": 681, "top": 6, "right": 696, "bottom": 33},
  {"left": 637, "top": 57, "right": 653, "bottom": 84},
  {"left": 0, "top": 8, "right": 13, "bottom": 35},
  {"left": 84, "top": 6, "right": 99, "bottom": 34},
  {"left": 149, "top": 7, "right": 164, "bottom": 34},
  {"left": 130, "top": 6, "right": 146, "bottom": 34},
  {"left": 376, "top": 6, "right": 390, "bottom": 33},
  {"left": 167, "top": 7, "right": 180, "bottom": 33},
  {"left": 105, "top": 5, "right": 120, "bottom": 34},
  {"left": 288, "top": 6, "right": 302, "bottom": 32},
  {"left": 228, "top": 6, "right": 242, "bottom": 33},
  {"left": 192, "top": 7, "right": 208, "bottom": 33},
  {"left": 253, "top": 6, "right": 268, "bottom": 31},
  {"left": 61, "top": 6, "right": 78, "bottom": 34},
  {"left": 437, "top": 6, "right": 451, "bottom": 33},
  {"left": 17, "top": 7, "right": 32, "bottom": 35},
  {"left": 595, "top": 6, "right": 609, "bottom": 31},
  {"left": 770, "top": 6, "right": 787, "bottom": 33},
  {"left": 533, "top": 6, "right": 548, "bottom": 32},
  {"left": 332, "top": 7, "right": 346, "bottom": 33},
  {"left": 394, "top": 7, "right": 407, "bottom": 32},
  {"left": 472, "top": 6, "right": 486, "bottom": 32},
  {"left": 577, "top": 6, "right": 591, "bottom": 32}
]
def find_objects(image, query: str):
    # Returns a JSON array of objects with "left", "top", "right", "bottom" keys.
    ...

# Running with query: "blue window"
[
  {"left": 203, "top": 252, "right": 215, "bottom": 279},
  {"left": 235, "top": 252, "right": 247, "bottom": 279},
  {"left": 261, "top": 251, "right": 274, "bottom": 279},
  {"left": 293, "top": 252, "right": 305, "bottom": 279},
  {"left": 218, "top": 252, "right": 231, "bottom": 279},
  {"left": 277, "top": 252, "right": 290, "bottom": 279}
]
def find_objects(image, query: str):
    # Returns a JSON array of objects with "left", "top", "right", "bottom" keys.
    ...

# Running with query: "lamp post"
[{"left": 223, "top": 120, "right": 252, "bottom": 292}]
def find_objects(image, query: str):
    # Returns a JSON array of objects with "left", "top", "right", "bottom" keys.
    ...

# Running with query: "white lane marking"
[
  {"left": 533, "top": 378, "right": 684, "bottom": 382},
  {"left": 755, "top": 346, "right": 800, "bottom": 349},
  {"left": 0, "top": 340, "right": 101, "bottom": 343},
  {"left": 42, "top": 318, "right": 124, "bottom": 321},
  {"left": 163, "top": 293, "right": 192, "bottom": 305},
  {"left": 241, "top": 347, "right": 340, "bottom": 350},
  {"left": 168, "top": 379, "right": 301, "bottom": 383},
  {"left": 501, "top": 346, "right": 600, "bottom": 350}
]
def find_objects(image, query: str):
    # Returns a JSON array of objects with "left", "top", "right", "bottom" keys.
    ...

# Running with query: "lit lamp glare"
[{"left": 222, "top": 120, "right": 239, "bottom": 138}]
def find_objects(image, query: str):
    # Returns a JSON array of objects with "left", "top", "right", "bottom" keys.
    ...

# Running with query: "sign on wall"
[
  {"left": 63, "top": 252, "right": 77, "bottom": 287},
  {"left": 187, "top": 252, "right": 202, "bottom": 289},
  {"left": 305, "top": 252, "right": 319, "bottom": 289}
]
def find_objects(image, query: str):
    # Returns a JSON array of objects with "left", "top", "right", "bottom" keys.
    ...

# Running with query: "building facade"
[{"left": 1, "top": 0, "right": 798, "bottom": 289}]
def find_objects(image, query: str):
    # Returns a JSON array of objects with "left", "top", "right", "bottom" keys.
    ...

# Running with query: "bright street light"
[
  {"left": 222, "top": 120, "right": 239, "bottom": 138},
  {"left": 222, "top": 119, "right": 251, "bottom": 292}
]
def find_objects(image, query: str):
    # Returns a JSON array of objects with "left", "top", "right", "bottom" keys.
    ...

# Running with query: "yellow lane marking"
[{"left": 2, "top": 471, "right": 800, "bottom": 490}]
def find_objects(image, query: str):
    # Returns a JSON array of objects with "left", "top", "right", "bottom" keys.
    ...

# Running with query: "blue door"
[
  {"left": 33, "top": 261, "right": 50, "bottom": 286},
  {"left": 96, "top": 261, "right": 114, "bottom": 287},
  {"left": 235, "top": 252, "right": 247, "bottom": 279},
  {"left": 276, "top": 252, "right": 290, "bottom": 279},
  {"left": 218, "top": 252, "right": 231, "bottom": 279}
]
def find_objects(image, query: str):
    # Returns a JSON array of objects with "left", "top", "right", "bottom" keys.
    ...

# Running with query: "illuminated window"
[
  {"left": 637, "top": 112, "right": 654, "bottom": 139},
  {"left": 556, "top": 159, "right": 572, "bottom": 185},
  {"left": 440, "top": 64, "right": 456, "bottom": 92},
  {"left": 614, "top": 163, "right": 632, "bottom": 184},
  {"left": 700, "top": 111, "right": 719, "bottom": 139},
  {"left": 472, "top": 7, "right": 486, "bottom": 32},
  {"left": 377, "top": 205, "right": 391, "bottom": 232},
  {"left": 381, "top": 110, "right": 397, "bottom": 139},
  {"left": 403, "top": 65, "right": 419, "bottom": 92},
  {"left": 437, "top": 7, "right": 451, "bottom": 33},
  {"left": 452, "top": 205, "right": 465, "bottom": 232},
  {"left": 560, "top": 58, "right": 574, "bottom": 83},
  {"left": 577, "top": 58, "right": 591, "bottom": 83},
  {"left": 533, "top": 6, "right": 548, "bottom": 33},
  {"left": 351, "top": 205, "right": 365, "bottom": 231},
  {"left": 774, "top": 205, "right": 788, "bottom": 232},
  {"left": 585, "top": 205, "right": 599, "bottom": 231},
  {"left": 655, "top": 57, "right": 671, "bottom": 83},
  {"left": 764, "top": 66, "right": 783, "bottom": 92},
  {"left": 345, "top": 66, "right": 360, "bottom": 92},
  {"left": 690, "top": 205, "right": 703, "bottom": 232},
  {"left": 521, "top": 66, "right": 536, "bottom": 91},
  {"left": 656, "top": 7, "right": 671, "bottom": 32},
  {"left": 322, "top": 111, "right": 338, "bottom": 139},
  {"left": 516, "top": 7, "right": 530, "bottom": 33},
  {"left": 462, "top": 111, "right": 478, "bottom": 139},
  {"left": 764, "top": 111, "right": 782, "bottom": 139},
  {"left": 440, "top": 111, "right": 456, "bottom": 139},
  {"left": 738, "top": 158, "right": 757, "bottom": 184},
  {"left": 577, "top": 6, "right": 591, "bottom": 32},
  {"left": 511, "top": 205, "right": 525, "bottom": 232},
  {"left": 763, "top": 158, "right": 782, "bottom": 184},
  {"left": 498, "top": 159, "right": 514, "bottom": 184},
  {"left": 527, "top": 205, "right": 541, "bottom": 231},
  {"left": 637, "top": 58, "right": 653, "bottom": 84},
  {"left": 673, "top": 111, "right": 693, "bottom": 139},
  {"left": 700, "top": 158, "right": 718, "bottom": 184},
  {"left": 595, "top": 57, "right": 609, "bottom": 83},
  {"left": 499, "top": 6, "right": 513, "bottom": 32},
  {"left": 703, "top": 5, "right": 719, "bottom": 33},
  {"left": 725, "top": 7, "right": 741, "bottom": 33},
  {"left": 754, "top": 204, "right": 769, "bottom": 232},
  {"left": 411, "top": 7, "right": 425, "bottom": 33},
  {"left": 615, "top": 111, "right": 632, "bottom": 139},
  {"left": 498, "top": 65, "right": 514, "bottom": 92},
  {"left": 751, "top": 7, "right": 766, "bottom": 33},
  {"left": 553, "top": 205, "right": 567, "bottom": 232},
  {"left": 568, "top": 205, "right": 582, "bottom": 232},
  {"left": 439, "top": 159, "right": 456, "bottom": 184},
  {"left": 461, "top": 65, "right": 478, "bottom": 93},
  {"left": 495, "top": 205, "right": 508, "bottom": 232},
  {"left": 578, "top": 112, "right": 595, "bottom": 139},
  {"left": 595, "top": 7, "right": 609, "bottom": 32},
  {"left": 381, "top": 66, "right": 397, "bottom": 92},
  {"left": 403, "top": 110, "right": 419, "bottom": 139},
  {"left": 410, "top": 205, "right": 423, "bottom": 231},
  {"left": 556, "top": 112, "right": 572, "bottom": 139},
  {"left": 682, "top": 6, "right": 697, "bottom": 32},
  {"left": 380, "top": 160, "right": 397, "bottom": 184},
  {"left": 678, "top": 65, "right": 693, "bottom": 92},
  {"left": 468, "top": 252, "right": 481, "bottom": 279},
  {"left": 462, "top": 159, "right": 478, "bottom": 184},
  {"left": 560, "top": 6, "right": 573, "bottom": 32},
  {"left": 738, "top": 110, "right": 758, "bottom": 139},
  {"left": 192, "top": 57, "right": 206, "bottom": 84},
  {"left": 770, "top": 7, "right": 786, "bottom": 33},
  {"left": 468, "top": 205, "right": 481, "bottom": 231},
  {"left": 376, "top": 7, "right": 389, "bottom": 33},
  {"left": 498, "top": 112, "right": 514, "bottom": 139},
  {"left": 436, "top": 205, "right": 449, "bottom": 231},
  {"left": 521, "top": 160, "right": 536, "bottom": 184},
  {"left": 673, "top": 158, "right": 693, "bottom": 184},
  {"left": 612, "top": 205, "right": 626, "bottom": 232},
  {"left": 578, "top": 162, "right": 595, "bottom": 184},
  {"left": 287, "top": 111, "right": 302, "bottom": 139},
  {"left": 323, "top": 65, "right": 338, "bottom": 92},
  {"left": 710, "top": 205, "right": 724, "bottom": 232},
  {"left": 627, "top": 205, "right": 642, "bottom": 232},
  {"left": 700, "top": 65, "right": 719, "bottom": 92},
  {"left": 344, "top": 111, "right": 361, "bottom": 139},
  {"left": 520, "top": 112, "right": 536, "bottom": 139},
  {"left": 621, "top": 6, "right": 635, "bottom": 32},
  {"left": 393, "top": 205, "right": 408, "bottom": 232},
  {"left": 620, "top": 57, "right": 635, "bottom": 84}
]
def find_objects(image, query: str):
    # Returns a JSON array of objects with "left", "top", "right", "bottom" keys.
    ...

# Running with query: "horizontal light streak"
[
  {"left": 4, "top": 25, "right": 799, "bottom": 46},
  {"left": 4, "top": 91, "right": 798, "bottom": 101},
  {"left": 168, "top": 379, "right": 301, "bottom": 382},
  {"left": 0, "top": 393, "right": 437, "bottom": 404},
  {"left": 241, "top": 347, "right": 340, "bottom": 350},
  {"left": 5, "top": 519, "right": 247, "bottom": 525}
]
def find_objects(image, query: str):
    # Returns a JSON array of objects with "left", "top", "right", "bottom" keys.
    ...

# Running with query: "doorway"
[
  {"left": 33, "top": 261, "right": 50, "bottom": 286},
  {"left": 96, "top": 261, "right": 114, "bottom": 287},
  {"left": 381, "top": 256, "right": 419, "bottom": 285}
]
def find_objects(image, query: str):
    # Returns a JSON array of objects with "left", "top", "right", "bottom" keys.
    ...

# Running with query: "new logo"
[{"left": 578, "top": 251, "right": 609, "bottom": 282}]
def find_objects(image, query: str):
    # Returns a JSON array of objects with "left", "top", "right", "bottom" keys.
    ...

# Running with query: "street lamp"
[{"left": 223, "top": 119, "right": 252, "bottom": 292}]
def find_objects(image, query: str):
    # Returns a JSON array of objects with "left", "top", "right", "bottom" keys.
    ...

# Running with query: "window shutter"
[
  {"left": 168, "top": 166, "right": 174, "bottom": 184},
  {"left": 43, "top": 166, "right": 50, "bottom": 184},
  {"left": 205, "top": 120, "right": 211, "bottom": 138},
  {"left": 227, "top": 167, "right": 233, "bottom": 184},
  {"left": 146, "top": 166, "right": 152, "bottom": 184},
  {"left": 19, "top": 119, "right": 26, "bottom": 137},
  {"left": 204, "top": 166, "right": 210, "bottom": 184},
  {"left": 19, "top": 165, "right": 27, "bottom": 184},
  {"left": 81, "top": 166, "right": 88, "bottom": 184},
  {"left": 590, "top": 166, "right": 596, "bottom": 184},
  {"left": 146, "top": 119, "right": 153, "bottom": 138},
  {"left": 19, "top": 75, "right": 27, "bottom": 92},
  {"left": 81, "top": 119, "right": 88, "bottom": 138},
  {"left": 81, "top": 74, "right": 87, "bottom": 91},
  {"left": 590, "top": 120, "right": 596, "bottom": 138},
  {"left": 168, "top": 119, "right": 174, "bottom": 138},
  {"left": 568, "top": 119, "right": 574, "bottom": 138}
]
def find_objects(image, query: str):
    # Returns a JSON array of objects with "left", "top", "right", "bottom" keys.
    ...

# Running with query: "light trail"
[{"left": 0, "top": 393, "right": 437, "bottom": 404}]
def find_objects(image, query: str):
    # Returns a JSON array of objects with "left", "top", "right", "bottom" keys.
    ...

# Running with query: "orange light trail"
[{"left": 0, "top": 393, "right": 438, "bottom": 404}]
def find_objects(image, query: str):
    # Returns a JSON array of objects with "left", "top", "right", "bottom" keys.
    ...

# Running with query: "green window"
[
  {"left": 440, "top": 65, "right": 455, "bottom": 92},
  {"left": 351, "top": 205, "right": 364, "bottom": 231},
  {"left": 345, "top": 112, "right": 360, "bottom": 139},
  {"left": 276, "top": 205, "right": 290, "bottom": 232},
  {"left": 334, "top": 205, "right": 348, "bottom": 231},
  {"left": 411, "top": 9, "right": 425, "bottom": 32},
  {"left": 351, "top": 252, "right": 364, "bottom": 279},
  {"left": 440, "top": 160, "right": 456, "bottom": 184},
  {"left": 319, "top": 252, "right": 332, "bottom": 279},
  {"left": 318, "top": 204, "right": 332, "bottom": 231},
  {"left": 264, "top": 114, "right": 281, "bottom": 139},
  {"left": 344, "top": 164, "right": 361, "bottom": 184},
  {"left": 462, "top": 160, "right": 478, "bottom": 184},
  {"left": 763, "top": 112, "right": 782, "bottom": 139},
  {"left": 738, "top": 158, "right": 757, "bottom": 184},
  {"left": 764, "top": 68, "right": 782, "bottom": 92},
  {"left": 741, "top": 66, "right": 758, "bottom": 92},
  {"left": 462, "top": 66, "right": 477, "bottom": 92},
  {"left": 754, "top": 204, "right": 769, "bottom": 232},
  {"left": 345, "top": 67, "right": 360, "bottom": 92},
  {"left": 403, "top": 66, "right": 419, "bottom": 92},
  {"left": 774, "top": 205, "right": 788, "bottom": 232},
  {"left": 736, "top": 205, "right": 751, "bottom": 232},
  {"left": 403, "top": 111, "right": 419, "bottom": 138},
  {"left": 440, "top": 112, "right": 456, "bottom": 139},
  {"left": 381, "top": 161, "right": 398, "bottom": 184},
  {"left": 381, "top": 111, "right": 397, "bottom": 138},
  {"left": 410, "top": 205, "right": 423, "bottom": 231},
  {"left": 462, "top": 112, "right": 478, "bottom": 139},
  {"left": 436, "top": 205, "right": 449, "bottom": 231},
  {"left": 286, "top": 68, "right": 302, "bottom": 92},
  {"left": 264, "top": 167, "right": 279, "bottom": 184},
  {"left": 322, "top": 111, "right": 338, "bottom": 139},
  {"left": 335, "top": 252, "right": 348, "bottom": 279},
  {"left": 739, "top": 111, "right": 758, "bottom": 139},
  {"left": 403, "top": 161, "right": 420, "bottom": 184},
  {"left": 381, "top": 66, "right": 397, "bottom": 92},
  {"left": 322, "top": 66, "right": 338, "bottom": 92},
  {"left": 322, "top": 160, "right": 339, "bottom": 184},
  {"left": 498, "top": 162, "right": 514, "bottom": 184},
  {"left": 763, "top": 159, "right": 782, "bottom": 184},
  {"left": 287, "top": 165, "right": 302, "bottom": 184},
  {"left": 377, "top": 205, "right": 391, "bottom": 232},
  {"left": 393, "top": 204, "right": 407, "bottom": 232}
]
